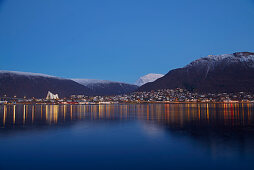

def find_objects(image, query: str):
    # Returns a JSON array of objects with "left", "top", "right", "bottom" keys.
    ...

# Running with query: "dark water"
[{"left": 1, "top": 103, "right": 254, "bottom": 170}]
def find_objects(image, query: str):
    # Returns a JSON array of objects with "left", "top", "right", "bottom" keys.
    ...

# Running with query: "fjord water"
[{"left": 0, "top": 104, "right": 254, "bottom": 170}]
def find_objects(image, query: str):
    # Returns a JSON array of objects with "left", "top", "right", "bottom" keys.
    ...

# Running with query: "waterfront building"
[{"left": 46, "top": 91, "right": 59, "bottom": 100}]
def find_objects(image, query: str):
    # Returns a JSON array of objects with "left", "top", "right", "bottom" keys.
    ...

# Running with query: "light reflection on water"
[
  {"left": 0, "top": 103, "right": 254, "bottom": 170},
  {"left": 0, "top": 103, "right": 254, "bottom": 128}
]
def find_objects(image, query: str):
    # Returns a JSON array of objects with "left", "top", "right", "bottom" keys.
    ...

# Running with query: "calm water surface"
[{"left": 0, "top": 103, "right": 254, "bottom": 170}]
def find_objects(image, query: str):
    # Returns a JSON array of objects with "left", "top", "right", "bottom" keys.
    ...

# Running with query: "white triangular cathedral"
[{"left": 46, "top": 91, "right": 59, "bottom": 100}]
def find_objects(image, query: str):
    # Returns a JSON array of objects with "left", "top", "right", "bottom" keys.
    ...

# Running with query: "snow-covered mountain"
[
  {"left": 73, "top": 79, "right": 138, "bottom": 96},
  {"left": 0, "top": 70, "right": 59, "bottom": 79},
  {"left": 73, "top": 79, "right": 114, "bottom": 86},
  {"left": 0, "top": 70, "right": 139, "bottom": 97},
  {"left": 138, "top": 52, "right": 254, "bottom": 93},
  {"left": 185, "top": 52, "right": 254, "bottom": 69},
  {"left": 135, "top": 73, "right": 164, "bottom": 86},
  {"left": 0, "top": 70, "right": 92, "bottom": 98}
]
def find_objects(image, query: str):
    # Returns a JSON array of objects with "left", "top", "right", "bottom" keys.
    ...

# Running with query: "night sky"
[{"left": 1, "top": 0, "right": 254, "bottom": 83}]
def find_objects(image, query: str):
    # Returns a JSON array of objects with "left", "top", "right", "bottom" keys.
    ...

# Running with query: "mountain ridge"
[
  {"left": 135, "top": 73, "right": 164, "bottom": 86},
  {"left": 73, "top": 79, "right": 138, "bottom": 96},
  {"left": 0, "top": 70, "right": 138, "bottom": 97},
  {"left": 138, "top": 52, "right": 254, "bottom": 93},
  {"left": 0, "top": 71, "right": 92, "bottom": 98}
]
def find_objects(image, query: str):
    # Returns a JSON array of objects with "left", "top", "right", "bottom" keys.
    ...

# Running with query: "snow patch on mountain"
[
  {"left": 73, "top": 79, "right": 138, "bottom": 95},
  {"left": 0, "top": 70, "right": 63, "bottom": 79},
  {"left": 72, "top": 79, "right": 135, "bottom": 87},
  {"left": 186, "top": 52, "right": 254, "bottom": 68},
  {"left": 135, "top": 73, "right": 164, "bottom": 86},
  {"left": 72, "top": 79, "right": 112, "bottom": 86}
]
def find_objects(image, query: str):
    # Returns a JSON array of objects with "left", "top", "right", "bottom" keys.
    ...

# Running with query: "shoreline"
[{"left": 1, "top": 101, "right": 254, "bottom": 105}]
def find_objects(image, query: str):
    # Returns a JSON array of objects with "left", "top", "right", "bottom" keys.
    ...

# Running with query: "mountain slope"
[
  {"left": 73, "top": 79, "right": 138, "bottom": 96},
  {"left": 135, "top": 73, "right": 164, "bottom": 86},
  {"left": 138, "top": 52, "right": 254, "bottom": 93},
  {"left": 0, "top": 71, "right": 92, "bottom": 98}
]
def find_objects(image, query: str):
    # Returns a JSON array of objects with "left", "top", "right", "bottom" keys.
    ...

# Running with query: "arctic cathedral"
[{"left": 46, "top": 91, "right": 59, "bottom": 100}]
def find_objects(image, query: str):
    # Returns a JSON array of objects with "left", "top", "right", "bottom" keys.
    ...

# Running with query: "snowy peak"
[
  {"left": 135, "top": 73, "right": 164, "bottom": 86},
  {"left": 138, "top": 52, "right": 254, "bottom": 93},
  {"left": 72, "top": 79, "right": 113, "bottom": 86},
  {"left": 0, "top": 70, "right": 63, "bottom": 79},
  {"left": 72, "top": 79, "right": 134, "bottom": 86},
  {"left": 0, "top": 70, "right": 137, "bottom": 96},
  {"left": 233, "top": 52, "right": 254, "bottom": 57},
  {"left": 186, "top": 52, "right": 254, "bottom": 68},
  {"left": 0, "top": 70, "right": 92, "bottom": 98},
  {"left": 72, "top": 78, "right": 138, "bottom": 95}
]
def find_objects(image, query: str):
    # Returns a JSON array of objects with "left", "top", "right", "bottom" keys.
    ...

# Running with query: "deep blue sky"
[{"left": 0, "top": 0, "right": 254, "bottom": 83}]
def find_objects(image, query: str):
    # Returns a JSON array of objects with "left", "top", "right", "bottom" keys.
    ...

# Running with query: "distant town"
[{"left": 1, "top": 88, "right": 254, "bottom": 105}]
